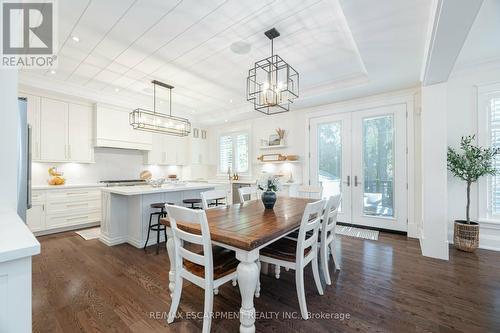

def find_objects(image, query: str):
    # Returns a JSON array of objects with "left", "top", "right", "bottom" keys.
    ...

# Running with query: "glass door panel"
[
  {"left": 309, "top": 113, "right": 351, "bottom": 223},
  {"left": 318, "top": 121, "right": 342, "bottom": 202},
  {"left": 362, "top": 115, "right": 394, "bottom": 217}
]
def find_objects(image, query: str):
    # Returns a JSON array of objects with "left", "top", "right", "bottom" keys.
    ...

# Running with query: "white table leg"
[
  {"left": 166, "top": 227, "right": 176, "bottom": 298},
  {"left": 236, "top": 251, "right": 259, "bottom": 333}
]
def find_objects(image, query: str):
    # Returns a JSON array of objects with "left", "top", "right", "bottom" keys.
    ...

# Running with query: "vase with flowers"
[{"left": 257, "top": 174, "right": 282, "bottom": 209}]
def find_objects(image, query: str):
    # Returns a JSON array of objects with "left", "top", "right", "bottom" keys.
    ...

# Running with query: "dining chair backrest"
[
  {"left": 238, "top": 186, "right": 258, "bottom": 203},
  {"left": 296, "top": 185, "right": 323, "bottom": 199},
  {"left": 321, "top": 194, "right": 341, "bottom": 243},
  {"left": 200, "top": 189, "right": 228, "bottom": 210},
  {"left": 296, "top": 199, "right": 326, "bottom": 262},
  {"left": 165, "top": 204, "right": 213, "bottom": 283}
]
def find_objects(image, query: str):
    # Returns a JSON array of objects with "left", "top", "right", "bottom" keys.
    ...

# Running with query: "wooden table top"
[{"left": 161, "top": 197, "right": 315, "bottom": 251}]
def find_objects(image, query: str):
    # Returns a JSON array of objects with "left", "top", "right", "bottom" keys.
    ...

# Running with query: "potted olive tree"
[{"left": 447, "top": 135, "right": 499, "bottom": 252}]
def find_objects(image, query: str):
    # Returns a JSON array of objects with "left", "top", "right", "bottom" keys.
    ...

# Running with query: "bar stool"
[
  {"left": 144, "top": 202, "right": 173, "bottom": 255},
  {"left": 182, "top": 198, "right": 202, "bottom": 209}
]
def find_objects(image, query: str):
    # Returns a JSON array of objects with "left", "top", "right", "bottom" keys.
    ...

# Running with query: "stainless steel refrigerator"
[{"left": 17, "top": 97, "right": 32, "bottom": 222}]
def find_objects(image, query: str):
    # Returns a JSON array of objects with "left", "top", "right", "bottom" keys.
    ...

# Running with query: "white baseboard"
[
  {"left": 34, "top": 222, "right": 100, "bottom": 237},
  {"left": 99, "top": 234, "right": 127, "bottom": 246},
  {"left": 100, "top": 234, "right": 166, "bottom": 249}
]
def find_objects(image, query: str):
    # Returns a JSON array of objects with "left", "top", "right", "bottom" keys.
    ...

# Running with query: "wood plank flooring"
[{"left": 32, "top": 231, "right": 500, "bottom": 333}]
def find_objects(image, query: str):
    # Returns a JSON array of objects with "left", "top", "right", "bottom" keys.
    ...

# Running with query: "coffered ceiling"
[{"left": 20, "top": 0, "right": 432, "bottom": 125}]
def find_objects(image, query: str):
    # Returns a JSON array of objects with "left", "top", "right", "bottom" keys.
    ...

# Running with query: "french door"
[{"left": 310, "top": 104, "right": 407, "bottom": 232}]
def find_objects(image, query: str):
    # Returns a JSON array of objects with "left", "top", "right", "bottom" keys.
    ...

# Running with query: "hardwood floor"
[{"left": 32, "top": 231, "right": 500, "bottom": 333}]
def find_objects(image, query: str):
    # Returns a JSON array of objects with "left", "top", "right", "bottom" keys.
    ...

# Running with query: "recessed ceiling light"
[
  {"left": 49, "top": 69, "right": 56, "bottom": 74},
  {"left": 230, "top": 41, "right": 251, "bottom": 55},
  {"left": 71, "top": 36, "right": 80, "bottom": 42},
  {"left": 224, "top": 119, "right": 228, "bottom": 123},
  {"left": 114, "top": 87, "right": 120, "bottom": 92},
  {"left": 229, "top": 99, "right": 233, "bottom": 103}
]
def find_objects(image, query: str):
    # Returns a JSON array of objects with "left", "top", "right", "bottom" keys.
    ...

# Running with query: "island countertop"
[{"left": 100, "top": 182, "right": 218, "bottom": 196}]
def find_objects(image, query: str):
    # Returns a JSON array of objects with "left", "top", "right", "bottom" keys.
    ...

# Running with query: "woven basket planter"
[{"left": 453, "top": 220, "right": 479, "bottom": 252}]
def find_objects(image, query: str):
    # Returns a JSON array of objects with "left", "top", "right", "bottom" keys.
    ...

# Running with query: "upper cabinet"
[
  {"left": 22, "top": 93, "right": 94, "bottom": 163},
  {"left": 190, "top": 128, "right": 210, "bottom": 165},
  {"left": 67, "top": 104, "right": 93, "bottom": 162},
  {"left": 94, "top": 104, "right": 152, "bottom": 151},
  {"left": 145, "top": 134, "right": 188, "bottom": 165},
  {"left": 40, "top": 98, "right": 68, "bottom": 161}
]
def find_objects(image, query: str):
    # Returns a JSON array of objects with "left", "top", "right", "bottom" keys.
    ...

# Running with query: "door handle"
[
  {"left": 354, "top": 176, "right": 361, "bottom": 187},
  {"left": 346, "top": 175, "right": 350, "bottom": 187}
]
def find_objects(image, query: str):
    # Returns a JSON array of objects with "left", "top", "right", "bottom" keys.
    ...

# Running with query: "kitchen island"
[{"left": 100, "top": 183, "right": 216, "bottom": 248}]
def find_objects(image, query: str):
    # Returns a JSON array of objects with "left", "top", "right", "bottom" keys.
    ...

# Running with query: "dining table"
[{"left": 161, "top": 196, "right": 315, "bottom": 333}]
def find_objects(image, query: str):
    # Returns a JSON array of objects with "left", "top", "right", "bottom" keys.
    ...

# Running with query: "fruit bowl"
[
  {"left": 147, "top": 178, "right": 165, "bottom": 188},
  {"left": 48, "top": 176, "right": 65, "bottom": 185}
]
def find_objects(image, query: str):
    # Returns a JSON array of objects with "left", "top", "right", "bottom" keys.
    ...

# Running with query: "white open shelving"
[{"left": 259, "top": 145, "right": 288, "bottom": 150}]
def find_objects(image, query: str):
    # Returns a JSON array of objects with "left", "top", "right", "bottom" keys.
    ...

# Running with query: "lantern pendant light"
[{"left": 246, "top": 27, "right": 299, "bottom": 115}]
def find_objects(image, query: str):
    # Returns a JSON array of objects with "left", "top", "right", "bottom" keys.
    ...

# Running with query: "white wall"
[
  {"left": 32, "top": 147, "right": 181, "bottom": 185},
  {"left": 208, "top": 89, "right": 421, "bottom": 238},
  {"left": 207, "top": 112, "right": 306, "bottom": 183},
  {"left": 446, "top": 63, "right": 500, "bottom": 251},
  {"left": 0, "top": 70, "right": 20, "bottom": 212}
]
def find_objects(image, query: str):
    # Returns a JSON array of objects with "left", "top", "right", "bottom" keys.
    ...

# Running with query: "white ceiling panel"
[{"left": 20, "top": 0, "right": 433, "bottom": 125}]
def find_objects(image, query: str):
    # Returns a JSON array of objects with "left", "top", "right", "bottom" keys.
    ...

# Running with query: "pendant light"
[
  {"left": 246, "top": 27, "right": 299, "bottom": 115},
  {"left": 129, "top": 80, "right": 191, "bottom": 136}
]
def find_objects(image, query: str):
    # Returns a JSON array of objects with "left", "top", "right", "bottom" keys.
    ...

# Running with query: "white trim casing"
[{"left": 303, "top": 89, "right": 418, "bottom": 237}]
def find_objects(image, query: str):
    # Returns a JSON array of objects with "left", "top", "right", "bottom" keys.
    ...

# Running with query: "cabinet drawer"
[
  {"left": 31, "top": 190, "right": 45, "bottom": 203},
  {"left": 46, "top": 199, "right": 100, "bottom": 215},
  {"left": 46, "top": 188, "right": 101, "bottom": 203},
  {"left": 45, "top": 211, "right": 100, "bottom": 229}
]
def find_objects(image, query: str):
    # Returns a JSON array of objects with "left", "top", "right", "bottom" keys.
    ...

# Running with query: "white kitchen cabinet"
[
  {"left": 189, "top": 129, "right": 209, "bottom": 165},
  {"left": 27, "top": 186, "right": 101, "bottom": 235},
  {"left": 40, "top": 97, "right": 68, "bottom": 161},
  {"left": 145, "top": 133, "right": 166, "bottom": 165},
  {"left": 68, "top": 103, "right": 93, "bottom": 162},
  {"left": 145, "top": 134, "right": 188, "bottom": 165},
  {"left": 94, "top": 104, "right": 152, "bottom": 150},
  {"left": 24, "top": 94, "right": 41, "bottom": 161},
  {"left": 27, "top": 203, "right": 45, "bottom": 232},
  {"left": 33, "top": 96, "right": 94, "bottom": 163}
]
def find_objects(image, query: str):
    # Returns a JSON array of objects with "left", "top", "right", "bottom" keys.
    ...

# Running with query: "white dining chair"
[
  {"left": 165, "top": 205, "right": 238, "bottom": 333},
  {"left": 296, "top": 185, "right": 323, "bottom": 199},
  {"left": 238, "top": 186, "right": 258, "bottom": 203},
  {"left": 320, "top": 194, "right": 342, "bottom": 285},
  {"left": 200, "top": 189, "right": 228, "bottom": 210},
  {"left": 258, "top": 199, "right": 326, "bottom": 319}
]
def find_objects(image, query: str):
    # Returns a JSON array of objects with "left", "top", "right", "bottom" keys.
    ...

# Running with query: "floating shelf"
[
  {"left": 259, "top": 145, "right": 288, "bottom": 150},
  {"left": 255, "top": 160, "right": 300, "bottom": 164}
]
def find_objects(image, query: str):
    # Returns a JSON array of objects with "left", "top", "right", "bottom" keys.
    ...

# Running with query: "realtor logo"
[{"left": 1, "top": 0, "right": 57, "bottom": 68}]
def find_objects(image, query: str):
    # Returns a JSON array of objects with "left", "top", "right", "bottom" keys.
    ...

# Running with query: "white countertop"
[
  {"left": 101, "top": 182, "right": 217, "bottom": 196},
  {"left": 33, "top": 183, "right": 103, "bottom": 190},
  {"left": 0, "top": 211, "right": 40, "bottom": 263},
  {"left": 193, "top": 179, "right": 301, "bottom": 186}
]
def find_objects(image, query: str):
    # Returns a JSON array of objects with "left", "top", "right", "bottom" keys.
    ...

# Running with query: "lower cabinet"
[{"left": 27, "top": 186, "right": 101, "bottom": 235}]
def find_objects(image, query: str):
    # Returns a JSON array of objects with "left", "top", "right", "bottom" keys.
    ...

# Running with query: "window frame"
[
  {"left": 477, "top": 83, "right": 500, "bottom": 222},
  {"left": 217, "top": 131, "right": 251, "bottom": 176}
]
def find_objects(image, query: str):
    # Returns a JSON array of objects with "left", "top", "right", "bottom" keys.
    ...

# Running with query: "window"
[
  {"left": 489, "top": 97, "right": 500, "bottom": 216},
  {"left": 478, "top": 84, "right": 500, "bottom": 220},
  {"left": 218, "top": 132, "right": 249, "bottom": 174}
]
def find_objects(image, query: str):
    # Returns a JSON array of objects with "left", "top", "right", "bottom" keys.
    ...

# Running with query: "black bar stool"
[
  {"left": 208, "top": 197, "right": 226, "bottom": 207},
  {"left": 183, "top": 198, "right": 202, "bottom": 209},
  {"left": 144, "top": 202, "right": 173, "bottom": 255}
]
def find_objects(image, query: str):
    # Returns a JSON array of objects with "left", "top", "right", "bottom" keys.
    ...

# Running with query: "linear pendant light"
[{"left": 129, "top": 80, "right": 191, "bottom": 136}]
